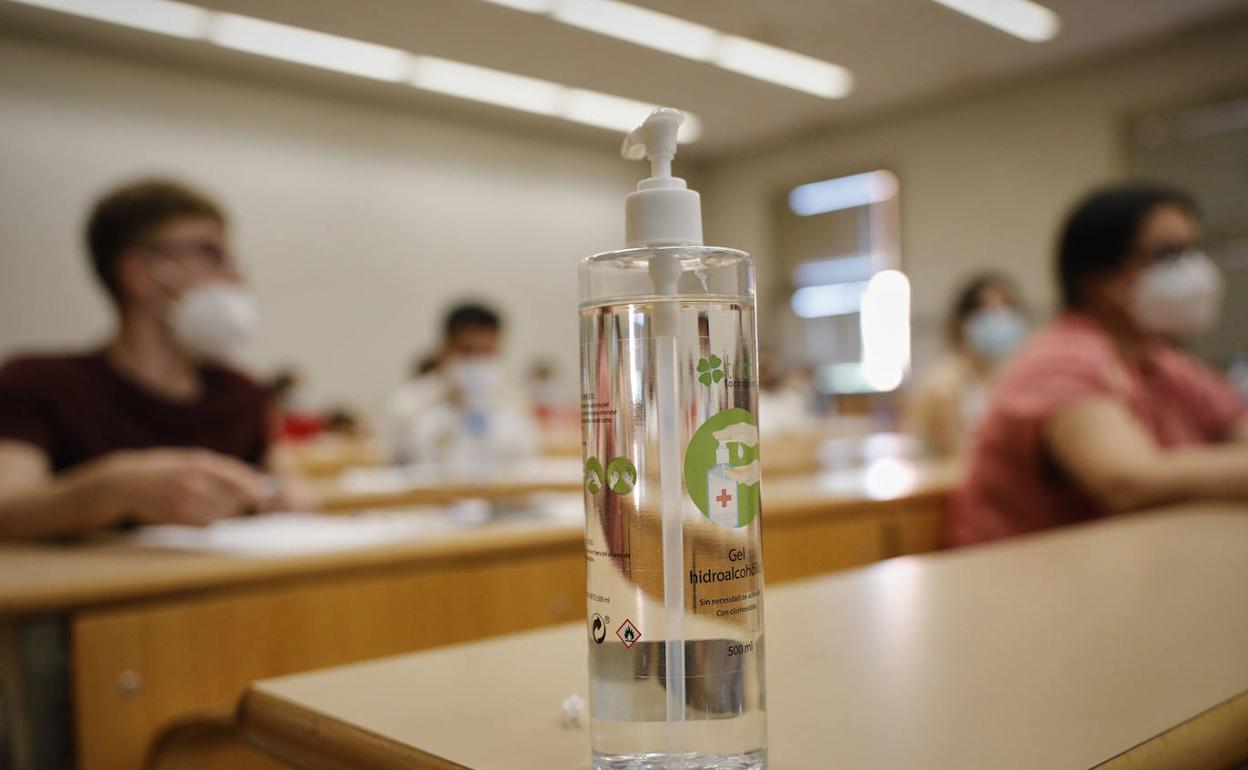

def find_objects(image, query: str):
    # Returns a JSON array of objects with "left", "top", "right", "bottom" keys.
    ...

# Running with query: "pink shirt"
[{"left": 950, "top": 313, "right": 1246, "bottom": 546}]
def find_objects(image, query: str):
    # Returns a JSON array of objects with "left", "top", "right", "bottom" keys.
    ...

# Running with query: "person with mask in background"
[
  {"left": 0, "top": 179, "right": 289, "bottom": 539},
  {"left": 388, "top": 302, "right": 538, "bottom": 472},
  {"left": 950, "top": 183, "right": 1248, "bottom": 546},
  {"left": 906, "top": 273, "right": 1029, "bottom": 457}
]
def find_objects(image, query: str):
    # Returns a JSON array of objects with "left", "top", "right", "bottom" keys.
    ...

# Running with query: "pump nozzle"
[
  {"left": 622, "top": 108, "right": 702, "bottom": 248},
  {"left": 621, "top": 108, "right": 683, "bottom": 178}
]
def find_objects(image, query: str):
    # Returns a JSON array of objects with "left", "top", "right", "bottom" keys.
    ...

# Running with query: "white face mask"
[
  {"left": 447, "top": 357, "right": 502, "bottom": 405},
  {"left": 964, "top": 307, "right": 1028, "bottom": 362},
  {"left": 1130, "top": 250, "right": 1223, "bottom": 339},
  {"left": 170, "top": 283, "right": 260, "bottom": 361}
]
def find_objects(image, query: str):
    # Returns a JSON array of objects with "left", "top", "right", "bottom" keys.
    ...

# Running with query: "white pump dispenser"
[{"left": 621, "top": 108, "right": 703, "bottom": 249}]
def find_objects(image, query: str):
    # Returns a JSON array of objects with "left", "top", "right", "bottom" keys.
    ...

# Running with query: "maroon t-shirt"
[{"left": 0, "top": 350, "right": 269, "bottom": 473}]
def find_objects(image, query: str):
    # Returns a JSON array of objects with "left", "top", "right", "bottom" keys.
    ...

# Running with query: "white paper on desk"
[
  {"left": 337, "top": 466, "right": 420, "bottom": 494},
  {"left": 129, "top": 511, "right": 461, "bottom": 557},
  {"left": 336, "top": 458, "right": 582, "bottom": 494},
  {"left": 524, "top": 492, "right": 586, "bottom": 525}
]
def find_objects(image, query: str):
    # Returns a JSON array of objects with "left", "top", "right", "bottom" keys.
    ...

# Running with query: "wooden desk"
[
  {"left": 0, "top": 461, "right": 953, "bottom": 770},
  {"left": 273, "top": 435, "right": 387, "bottom": 479},
  {"left": 240, "top": 506, "right": 1248, "bottom": 770},
  {"left": 314, "top": 458, "right": 586, "bottom": 511}
]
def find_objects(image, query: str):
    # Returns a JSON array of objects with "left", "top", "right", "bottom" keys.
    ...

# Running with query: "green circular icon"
[
  {"left": 607, "top": 457, "right": 637, "bottom": 495},
  {"left": 584, "top": 457, "right": 604, "bottom": 495},
  {"left": 684, "top": 408, "right": 761, "bottom": 528}
]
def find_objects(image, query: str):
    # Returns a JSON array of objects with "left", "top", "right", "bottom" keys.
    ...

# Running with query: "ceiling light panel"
[
  {"left": 412, "top": 56, "right": 564, "bottom": 115},
  {"left": 210, "top": 13, "right": 410, "bottom": 82},
  {"left": 716, "top": 36, "right": 853, "bottom": 99},
  {"left": 553, "top": 0, "right": 718, "bottom": 60},
  {"left": 11, "top": 0, "right": 209, "bottom": 38},
  {"left": 480, "top": 0, "right": 854, "bottom": 98},
  {"left": 930, "top": 0, "right": 1060, "bottom": 42}
]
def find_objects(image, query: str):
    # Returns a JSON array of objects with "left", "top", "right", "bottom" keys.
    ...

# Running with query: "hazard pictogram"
[{"left": 616, "top": 618, "right": 641, "bottom": 649}]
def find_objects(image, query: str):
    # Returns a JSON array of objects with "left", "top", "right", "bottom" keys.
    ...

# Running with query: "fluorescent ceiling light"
[
  {"left": 480, "top": 0, "right": 853, "bottom": 99},
  {"left": 930, "top": 0, "right": 1059, "bottom": 43},
  {"left": 12, "top": 0, "right": 698, "bottom": 140},
  {"left": 716, "top": 36, "right": 852, "bottom": 99},
  {"left": 483, "top": 0, "right": 557, "bottom": 11},
  {"left": 10, "top": 0, "right": 209, "bottom": 38},
  {"left": 412, "top": 57, "right": 564, "bottom": 115},
  {"left": 789, "top": 171, "right": 898, "bottom": 216},
  {"left": 409, "top": 57, "right": 701, "bottom": 141},
  {"left": 210, "top": 13, "right": 410, "bottom": 82},
  {"left": 554, "top": 0, "right": 717, "bottom": 60}
]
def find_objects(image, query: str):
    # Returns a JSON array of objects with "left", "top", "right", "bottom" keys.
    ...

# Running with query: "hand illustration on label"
[
  {"left": 606, "top": 457, "right": 637, "bottom": 495},
  {"left": 584, "top": 457, "right": 605, "bottom": 495},
  {"left": 684, "top": 408, "right": 761, "bottom": 527}
]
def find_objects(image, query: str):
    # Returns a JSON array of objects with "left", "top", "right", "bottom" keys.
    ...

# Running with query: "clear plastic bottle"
[{"left": 579, "top": 109, "right": 767, "bottom": 770}]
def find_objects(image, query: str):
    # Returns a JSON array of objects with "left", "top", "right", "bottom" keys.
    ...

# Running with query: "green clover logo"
[{"left": 697, "top": 355, "right": 724, "bottom": 386}]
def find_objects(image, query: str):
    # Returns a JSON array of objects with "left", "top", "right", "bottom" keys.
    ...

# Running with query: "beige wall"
[
  {"left": 700, "top": 15, "right": 1248, "bottom": 372},
  {"left": 0, "top": 34, "right": 635, "bottom": 414}
]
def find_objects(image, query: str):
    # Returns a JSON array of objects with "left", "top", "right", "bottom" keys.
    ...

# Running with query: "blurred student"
[
  {"left": 0, "top": 179, "right": 287, "bottom": 539},
  {"left": 951, "top": 183, "right": 1248, "bottom": 545},
  {"left": 388, "top": 303, "right": 537, "bottom": 469},
  {"left": 906, "top": 273, "right": 1028, "bottom": 457}
]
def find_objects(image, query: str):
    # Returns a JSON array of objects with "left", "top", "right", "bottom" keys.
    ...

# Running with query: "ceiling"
[{"left": 2, "top": 0, "right": 1246, "bottom": 158}]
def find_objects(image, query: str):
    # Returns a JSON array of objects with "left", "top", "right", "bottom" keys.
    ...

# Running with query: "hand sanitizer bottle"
[
  {"left": 579, "top": 108, "right": 768, "bottom": 770},
  {"left": 707, "top": 442, "right": 741, "bottom": 529}
]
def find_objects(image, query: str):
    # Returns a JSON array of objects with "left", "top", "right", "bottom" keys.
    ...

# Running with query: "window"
[{"left": 777, "top": 170, "right": 907, "bottom": 395}]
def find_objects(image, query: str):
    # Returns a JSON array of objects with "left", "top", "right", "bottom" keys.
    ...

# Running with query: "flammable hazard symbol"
[{"left": 616, "top": 618, "right": 641, "bottom": 649}]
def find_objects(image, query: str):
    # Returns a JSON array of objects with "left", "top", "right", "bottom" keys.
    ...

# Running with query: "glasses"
[{"left": 139, "top": 239, "right": 234, "bottom": 269}]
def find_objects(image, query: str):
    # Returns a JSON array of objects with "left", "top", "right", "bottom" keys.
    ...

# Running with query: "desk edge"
[
  {"left": 1092, "top": 686, "right": 1248, "bottom": 770},
  {"left": 238, "top": 687, "right": 470, "bottom": 770}
]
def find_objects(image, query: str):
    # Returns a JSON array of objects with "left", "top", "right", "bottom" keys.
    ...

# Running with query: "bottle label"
[{"left": 579, "top": 334, "right": 764, "bottom": 620}]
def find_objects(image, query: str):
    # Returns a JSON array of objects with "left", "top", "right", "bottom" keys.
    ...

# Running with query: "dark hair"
[
  {"left": 947, "top": 272, "right": 1020, "bottom": 345},
  {"left": 86, "top": 178, "right": 225, "bottom": 302},
  {"left": 1057, "top": 182, "right": 1198, "bottom": 310},
  {"left": 444, "top": 302, "right": 502, "bottom": 337}
]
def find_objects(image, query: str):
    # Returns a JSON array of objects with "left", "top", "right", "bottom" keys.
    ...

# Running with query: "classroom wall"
[
  {"left": 0, "top": 34, "right": 636, "bottom": 415},
  {"left": 700, "top": 13, "right": 1248, "bottom": 373}
]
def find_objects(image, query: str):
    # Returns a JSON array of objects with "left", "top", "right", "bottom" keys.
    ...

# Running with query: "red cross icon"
[{"left": 715, "top": 488, "right": 733, "bottom": 508}]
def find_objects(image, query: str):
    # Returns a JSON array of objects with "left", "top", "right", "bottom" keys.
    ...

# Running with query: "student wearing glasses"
[
  {"left": 950, "top": 183, "right": 1248, "bottom": 546},
  {"left": 0, "top": 179, "right": 292, "bottom": 539}
]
